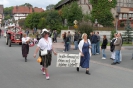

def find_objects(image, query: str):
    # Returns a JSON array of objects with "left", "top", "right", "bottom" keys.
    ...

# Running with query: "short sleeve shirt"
[
  {"left": 22, "top": 37, "right": 30, "bottom": 44},
  {"left": 37, "top": 37, "right": 52, "bottom": 50}
]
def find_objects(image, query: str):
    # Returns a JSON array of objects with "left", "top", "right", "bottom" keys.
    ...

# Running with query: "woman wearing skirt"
[
  {"left": 34, "top": 29, "right": 57, "bottom": 80},
  {"left": 22, "top": 33, "right": 30, "bottom": 62},
  {"left": 77, "top": 33, "right": 91, "bottom": 75}
]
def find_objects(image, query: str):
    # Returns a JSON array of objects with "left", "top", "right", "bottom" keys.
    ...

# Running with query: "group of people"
[
  {"left": 89, "top": 32, "right": 101, "bottom": 55},
  {"left": 62, "top": 31, "right": 82, "bottom": 52},
  {"left": 62, "top": 31, "right": 72, "bottom": 52},
  {"left": 21, "top": 28, "right": 123, "bottom": 80}
]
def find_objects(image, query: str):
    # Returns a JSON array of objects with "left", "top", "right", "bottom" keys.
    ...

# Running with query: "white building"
[{"left": 12, "top": 6, "right": 44, "bottom": 21}]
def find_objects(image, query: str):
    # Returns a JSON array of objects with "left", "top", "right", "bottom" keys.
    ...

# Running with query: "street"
[{"left": 0, "top": 37, "right": 133, "bottom": 88}]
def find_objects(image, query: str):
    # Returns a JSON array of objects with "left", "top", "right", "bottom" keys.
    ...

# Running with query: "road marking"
[{"left": 91, "top": 60, "right": 133, "bottom": 73}]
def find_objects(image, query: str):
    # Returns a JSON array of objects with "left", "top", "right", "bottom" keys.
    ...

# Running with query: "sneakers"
[
  {"left": 43, "top": 72, "right": 46, "bottom": 75},
  {"left": 96, "top": 53, "right": 100, "bottom": 55},
  {"left": 102, "top": 57, "right": 106, "bottom": 59},
  {"left": 41, "top": 67, "right": 45, "bottom": 75},
  {"left": 46, "top": 74, "right": 50, "bottom": 80}
]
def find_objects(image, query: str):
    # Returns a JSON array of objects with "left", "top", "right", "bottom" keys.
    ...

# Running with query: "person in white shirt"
[
  {"left": 34, "top": 29, "right": 57, "bottom": 80},
  {"left": 22, "top": 33, "right": 31, "bottom": 62}
]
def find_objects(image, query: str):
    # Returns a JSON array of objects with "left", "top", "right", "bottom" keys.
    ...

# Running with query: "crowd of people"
[{"left": 0, "top": 27, "right": 123, "bottom": 80}]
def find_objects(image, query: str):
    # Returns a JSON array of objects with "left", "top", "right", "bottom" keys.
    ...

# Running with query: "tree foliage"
[
  {"left": 46, "top": 11, "right": 62, "bottom": 31},
  {"left": 124, "top": 19, "right": 133, "bottom": 44},
  {"left": 61, "top": 2, "right": 83, "bottom": 26},
  {"left": 21, "top": 3, "right": 32, "bottom": 7},
  {"left": 46, "top": 4, "right": 55, "bottom": 10},
  {"left": 90, "top": 0, "right": 117, "bottom": 27},
  {"left": 77, "top": 22, "right": 93, "bottom": 37},
  {"left": 25, "top": 13, "right": 41, "bottom": 29},
  {"left": 4, "top": 7, "right": 13, "bottom": 20}
]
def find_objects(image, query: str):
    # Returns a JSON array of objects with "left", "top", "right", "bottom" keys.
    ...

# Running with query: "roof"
[
  {"left": 12, "top": 6, "right": 32, "bottom": 14},
  {"left": 55, "top": 0, "right": 72, "bottom": 9},
  {"left": 33, "top": 7, "right": 44, "bottom": 13},
  {"left": 0, "top": 5, "right": 3, "bottom": 14}
]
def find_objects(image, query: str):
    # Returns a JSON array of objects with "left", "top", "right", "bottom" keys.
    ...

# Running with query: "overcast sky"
[{"left": 0, "top": 0, "right": 60, "bottom": 10}]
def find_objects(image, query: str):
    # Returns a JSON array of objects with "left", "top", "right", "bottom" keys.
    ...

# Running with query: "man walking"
[
  {"left": 91, "top": 32, "right": 98, "bottom": 55},
  {"left": 96, "top": 32, "right": 100, "bottom": 54},
  {"left": 111, "top": 33, "right": 122, "bottom": 65},
  {"left": 68, "top": 31, "right": 71, "bottom": 50},
  {"left": 74, "top": 32, "right": 78, "bottom": 50},
  {"left": 53, "top": 30, "right": 57, "bottom": 43}
]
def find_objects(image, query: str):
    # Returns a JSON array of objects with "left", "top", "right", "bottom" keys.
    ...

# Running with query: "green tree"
[
  {"left": 38, "top": 17, "right": 46, "bottom": 29},
  {"left": 78, "top": 22, "right": 93, "bottom": 37},
  {"left": 25, "top": 13, "right": 41, "bottom": 29},
  {"left": 61, "top": 2, "right": 83, "bottom": 26},
  {"left": 46, "top": 10, "right": 62, "bottom": 31},
  {"left": 124, "top": 19, "right": 133, "bottom": 44},
  {"left": 4, "top": 7, "right": 13, "bottom": 20},
  {"left": 21, "top": 3, "right": 32, "bottom": 7},
  {"left": 46, "top": 4, "right": 55, "bottom": 10},
  {"left": 90, "top": 0, "right": 117, "bottom": 27}
]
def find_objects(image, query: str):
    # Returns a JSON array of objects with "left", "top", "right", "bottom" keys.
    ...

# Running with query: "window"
[{"left": 117, "top": 0, "right": 133, "bottom": 7}]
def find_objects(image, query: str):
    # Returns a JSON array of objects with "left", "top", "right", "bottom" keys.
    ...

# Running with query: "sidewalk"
[{"left": 53, "top": 41, "right": 133, "bottom": 50}]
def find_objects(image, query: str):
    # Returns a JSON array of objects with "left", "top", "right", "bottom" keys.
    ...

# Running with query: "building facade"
[
  {"left": 55, "top": 0, "right": 92, "bottom": 14},
  {"left": 0, "top": 5, "right": 3, "bottom": 27},
  {"left": 12, "top": 6, "right": 44, "bottom": 21},
  {"left": 55, "top": 0, "right": 133, "bottom": 27}
]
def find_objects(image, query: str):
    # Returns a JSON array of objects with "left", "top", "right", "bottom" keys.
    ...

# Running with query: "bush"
[
  {"left": 110, "top": 30, "right": 116, "bottom": 40},
  {"left": 120, "top": 22, "right": 125, "bottom": 27},
  {"left": 77, "top": 22, "right": 93, "bottom": 37}
]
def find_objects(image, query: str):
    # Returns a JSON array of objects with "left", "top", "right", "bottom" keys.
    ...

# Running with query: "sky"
[{"left": 0, "top": 0, "right": 60, "bottom": 10}]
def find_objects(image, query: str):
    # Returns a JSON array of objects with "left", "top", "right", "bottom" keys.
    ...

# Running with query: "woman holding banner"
[
  {"left": 78, "top": 33, "right": 91, "bottom": 75},
  {"left": 33, "top": 29, "right": 57, "bottom": 80}
]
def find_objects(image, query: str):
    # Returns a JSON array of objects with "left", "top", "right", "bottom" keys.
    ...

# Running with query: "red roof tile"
[
  {"left": 33, "top": 7, "right": 44, "bottom": 13},
  {"left": 12, "top": 6, "right": 32, "bottom": 14}
]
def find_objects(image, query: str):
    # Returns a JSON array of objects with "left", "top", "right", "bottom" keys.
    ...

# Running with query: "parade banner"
[{"left": 56, "top": 53, "right": 80, "bottom": 67}]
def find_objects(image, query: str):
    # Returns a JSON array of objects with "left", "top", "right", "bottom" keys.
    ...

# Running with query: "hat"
[{"left": 41, "top": 29, "right": 49, "bottom": 34}]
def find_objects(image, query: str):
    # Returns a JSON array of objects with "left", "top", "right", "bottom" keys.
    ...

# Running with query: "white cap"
[{"left": 41, "top": 28, "right": 49, "bottom": 34}]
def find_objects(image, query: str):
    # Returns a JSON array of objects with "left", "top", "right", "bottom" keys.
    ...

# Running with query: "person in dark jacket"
[
  {"left": 74, "top": 32, "right": 79, "bottom": 50},
  {"left": 110, "top": 33, "right": 117, "bottom": 60},
  {"left": 89, "top": 32, "right": 93, "bottom": 43},
  {"left": 101, "top": 35, "right": 108, "bottom": 59},
  {"left": 63, "top": 34, "right": 70, "bottom": 52},
  {"left": 91, "top": 32, "right": 98, "bottom": 55}
]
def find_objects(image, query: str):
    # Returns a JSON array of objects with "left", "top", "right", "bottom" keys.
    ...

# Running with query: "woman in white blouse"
[
  {"left": 34, "top": 29, "right": 57, "bottom": 80},
  {"left": 22, "top": 33, "right": 30, "bottom": 62},
  {"left": 78, "top": 33, "right": 91, "bottom": 75}
]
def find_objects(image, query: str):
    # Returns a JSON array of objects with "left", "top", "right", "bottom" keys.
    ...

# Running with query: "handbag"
[
  {"left": 37, "top": 57, "right": 42, "bottom": 63},
  {"left": 41, "top": 49, "right": 48, "bottom": 56}
]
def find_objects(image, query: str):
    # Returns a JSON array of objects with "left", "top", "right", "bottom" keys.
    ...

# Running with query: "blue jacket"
[{"left": 91, "top": 34, "right": 98, "bottom": 44}]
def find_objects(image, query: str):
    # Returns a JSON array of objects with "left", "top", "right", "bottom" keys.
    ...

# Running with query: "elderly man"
[{"left": 111, "top": 33, "right": 122, "bottom": 65}]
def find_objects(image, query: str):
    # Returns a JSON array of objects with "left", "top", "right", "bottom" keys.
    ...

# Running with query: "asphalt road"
[{"left": 0, "top": 37, "right": 133, "bottom": 88}]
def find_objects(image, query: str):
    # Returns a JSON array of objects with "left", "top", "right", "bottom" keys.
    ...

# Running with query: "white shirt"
[
  {"left": 37, "top": 37, "right": 52, "bottom": 50},
  {"left": 22, "top": 37, "right": 30, "bottom": 44}
]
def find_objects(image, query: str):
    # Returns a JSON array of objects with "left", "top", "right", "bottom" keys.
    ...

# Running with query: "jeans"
[
  {"left": 68, "top": 42, "right": 71, "bottom": 50},
  {"left": 102, "top": 49, "right": 106, "bottom": 58},
  {"left": 92, "top": 44, "right": 96, "bottom": 55},
  {"left": 114, "top": 50, "right": 120, "bottom": 63},
  {"left": 96, "top": 41, "right": 100, "bottom": 54},
  {"left": 65, "top": 42, "right": 69, "bottom": 51},
  {"left": 111, "top": 51, "right": 115, "bottom": 59},
  {"left": 74, "top": 41, "right": 78, "bottom": 50}
]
